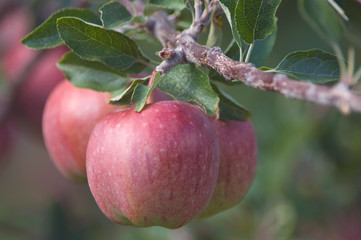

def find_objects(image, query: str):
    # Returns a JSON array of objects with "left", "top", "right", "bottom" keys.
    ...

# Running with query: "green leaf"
[
  {"left": 134, "top": 37, "right": 163, "bottom": 65},
  {"left": 132, "top": 72, "right": 161, "bottom": 111},
  {"left": 211, "top": 84, "right": 251, "bottom": 121},
  {"left": 298, "top": 0, "right": 344, "bottom": 43},
  {"left": 249, "top": 23, "right": 277, "bottom": 67},
  {"left": 99, "top": 1, "right": 145, "bottom": 29},
  {"left": 158, "top": 64, "right": 219, "bottom": 116},
  {"left": 57, "top": 52, "right": 130, "bottom": 92},
  {"left": 124, "top": 62, "right": 147, "bottom": 75},
  {"left": 56, "top": 17, "right": 148, "bottom": 71},
  {"left": 259, "top": 66, "right": 273, "bottom": 71},
  {"left": 235, "top": 0, "right": 281, "bottom": 44},
  {"left": 274, "top": 49, "right": 340, "bottom": 84},
  {"left": 218, "top": 0, "right": 243, "bottom": 49},
  {"left": 144, "top": 0, "right": 186, "bottom": 16},
  {"left": 21, "top": 8, "right": 101, "bottom": 49},
  {"left": 143, "top": 4, "right": 165, "bottom": 16},
  {"left": 149, "top": 0, "right": 185, "bottom": 11},
  {"left": 206, "top": 18, "right": 223, "bottom": 47},
  {"left": 110, "top": 78, "right": 148, "bottom": 106}
]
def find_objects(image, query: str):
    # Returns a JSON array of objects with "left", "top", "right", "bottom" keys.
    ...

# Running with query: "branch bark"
[{"left": 145, "top": 8, "right": 361, "bottom": 115}]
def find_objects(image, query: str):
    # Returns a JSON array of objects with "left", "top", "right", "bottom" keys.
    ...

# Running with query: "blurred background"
[{"left": 1, "top": 0, "right": 361, "bottom": 239}]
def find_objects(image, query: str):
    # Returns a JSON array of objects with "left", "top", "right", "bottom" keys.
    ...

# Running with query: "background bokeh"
[{"left": 1, "top": 0, "right": 361, "bottom": 239}]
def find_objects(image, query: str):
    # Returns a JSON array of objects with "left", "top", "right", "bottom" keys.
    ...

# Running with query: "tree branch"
[{"left": 145, "top": 6, "right": 361, "bottom": 115}]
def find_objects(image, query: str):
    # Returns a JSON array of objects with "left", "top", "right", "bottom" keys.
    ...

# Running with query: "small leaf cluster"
[{"left": 218, "top": 0, "right": 344, "bottom": 82}]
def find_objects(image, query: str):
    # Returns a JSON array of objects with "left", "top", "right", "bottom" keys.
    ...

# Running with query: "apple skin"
[
  {"left": 199, "top": 119, "right": 257, "bottom": 218},
  {"left": 1, "top": 43, "right": 36, "bottom": 80},
  {"left": 0, "top": 8, "right": 36, "bottom": 79},
  {"left": 14, "top": 46, "right": 68, "bottom": 129},
  {"left": 86, "top": 101, "right": 220, "bottom": 228},
  {"left": 42, "top": 80, "right": 119, "bottom": 182},
  {"left": 0, "top": 8, "right": 33, "bottom": 54},
  {"left": 151, "top": 88, "right": 171, "bottom": 102}
]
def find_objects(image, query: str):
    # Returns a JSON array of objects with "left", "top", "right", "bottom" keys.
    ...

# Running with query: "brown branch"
[{"left": 145, "top": 7, "right": 361, "bottom": 115}]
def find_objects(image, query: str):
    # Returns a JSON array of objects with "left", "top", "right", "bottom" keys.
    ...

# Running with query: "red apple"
[
  {"left": 42, "top": 80, "right": 119, "bottom": 182},
  {"left": 199, "top": 119, "right": 257, "bottom": 218},
  {"left": 86, "top": 101, "right": 220, "bottom": 228},
  {"left": 151, "top": 88, "right": 171, "bottom": 102},
  {"left": 14, "top": 46, "right": 68, "bottom": 129},
  {"left": 0, "top": 8, "right": 33, "bottom": 54},
  {"left": 0, "top": 7, "right": 36, "bottom": 79},
  {"left": 1, "top": 43, "right": 36, "bottom": 80}
]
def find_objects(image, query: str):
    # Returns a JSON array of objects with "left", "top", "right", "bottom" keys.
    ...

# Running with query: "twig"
[
  {"left": 144, "top": 3, "right": 361, "bottom": 115},
  {"left": 328, "top": 0, "right": 349, "bottom": 21},
  {"left": 182, "top": 0, "right": 221, "bottom": 42},
  {"left": 244, "top": 44, "right": 254, "bottom": 63}
]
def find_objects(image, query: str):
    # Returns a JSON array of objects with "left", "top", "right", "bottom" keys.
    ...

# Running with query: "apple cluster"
[
  {"left": 0, "top": 5, "right": 258, "bottom": 230},
  {"left": 42, "top": 78, "right": 258, "bottom": 228}
]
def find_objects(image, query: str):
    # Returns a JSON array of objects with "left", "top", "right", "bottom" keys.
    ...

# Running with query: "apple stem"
[{"left": 146, "top": 70, "right": 158, "bottom": 104}]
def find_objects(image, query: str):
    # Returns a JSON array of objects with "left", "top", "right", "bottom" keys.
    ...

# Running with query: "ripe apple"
[
  {"left": 199, "top": 119, "right": 257, "bottom": 218},
  {"left": 14, "top": 46, "right": 68, "bottom": 129},
  {"left": 151, "top": 88, "right": 171, "bottom": 102},
  {"left": 42, "top": 80, "right": 119, "bottom": 182},
  {"left": 0, "top": 7, "right": 33, "bottom": 54},
  {"left": 0, "top": 7, "right": 36, "bottom": 79},
  {"left": 1, "top": 43, "right": 36, "bottom": 80},
  {"left": 86, "top": 101, "right": 220, "bottom": 228}
]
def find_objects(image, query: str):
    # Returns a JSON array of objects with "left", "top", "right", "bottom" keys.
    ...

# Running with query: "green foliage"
[
  {"left": 21, "top": 8, "right": 101, "bottom": 49},
  {"left": 235, "top": 0, "right": 281, "bottom": 44},
  {"left": 249, "top": 24, "right": 278, "bottom": 67},
  {"left": 110, "top": 78, "right": 148, "bottom": 106},
  {"left": 298, "top": 0, "right": 345, "bottom": 44},
  {"left": 99, "top": 2, "right": 145, "bottom": 29},
  {"left": 206, "top": 18, "right": 223, "bottom": 48},
  {"left": 211, "top": 84, "right": 251, "bottom": 121},
  {"left": 149, "top": 0, "right": 186, "bottom": 11},
  {"left": 274, "top": 49, "right": 340, "bottom": 83},
  {"left": 132, "top": 72, "right": 161, "bottom": 111},
  {"left": 218, "top": 0, "right": 243, "bottom": 49},
  {"left": 144, "top": 0, "right": 186, "bottom": 16},
  {"left": 56, "top": 17, "right": 148, "bottom": 71},
  {"left": 20, "top": 0, "right": 354, "bottom": 120},
  {"left": 158, "top": 64, "right": 219, "bottom": 116},
  {"left": 219, "top": 0, "right": 280, "bottom": 63},
  {"left": 57, "top": 52, "right": 130, "bottom": 92}
]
